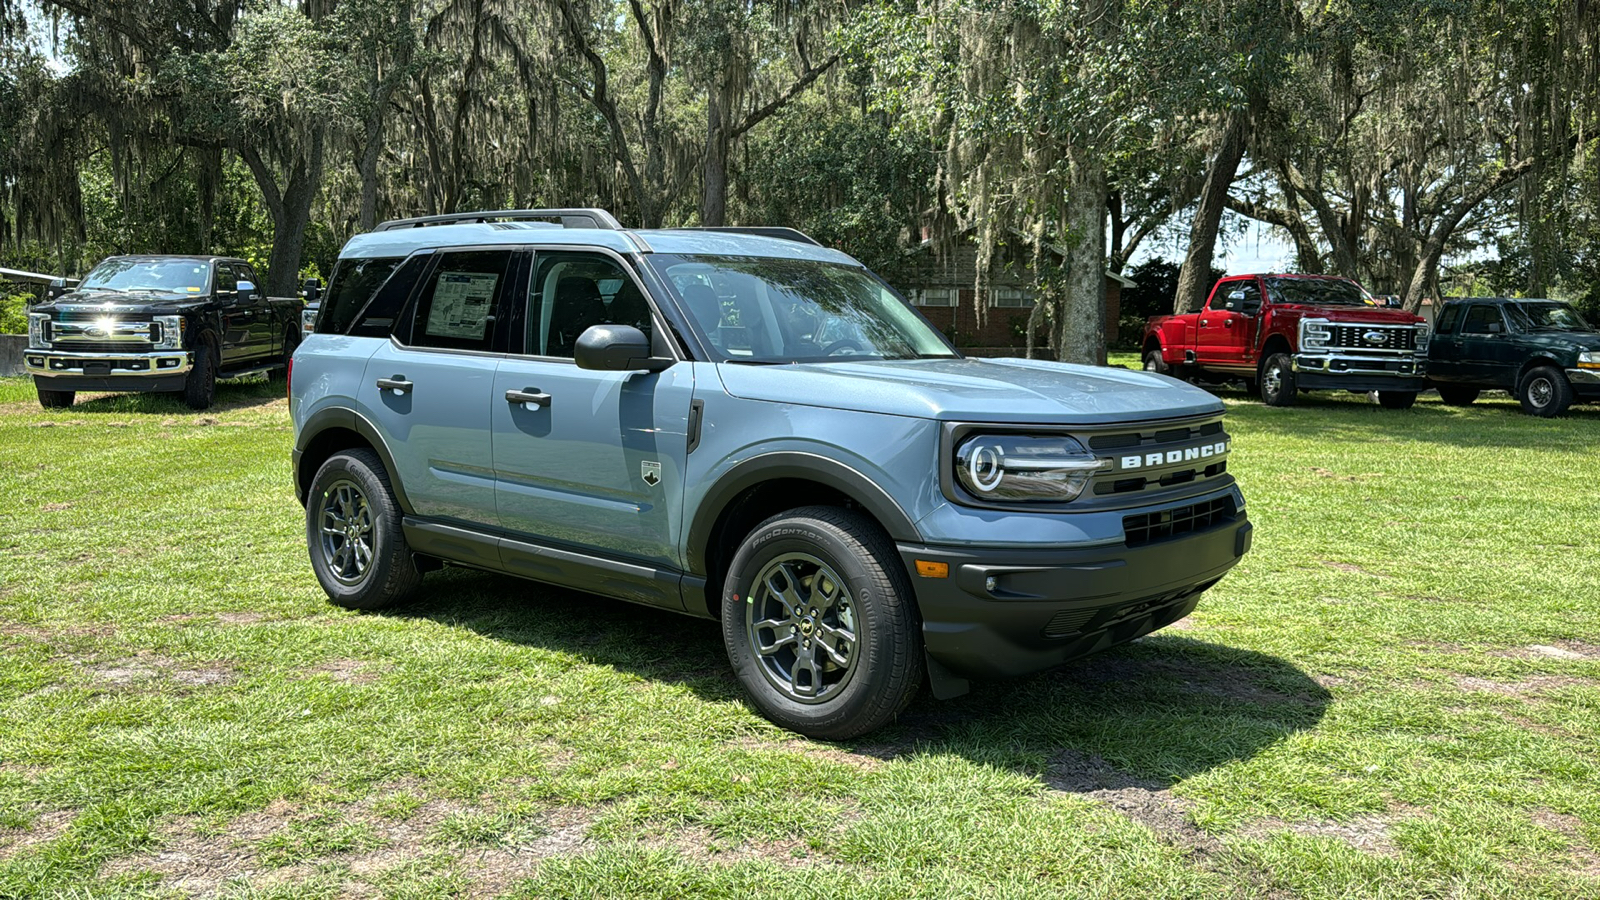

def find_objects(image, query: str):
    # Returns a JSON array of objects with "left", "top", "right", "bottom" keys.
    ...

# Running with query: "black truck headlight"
[
  {"left": 28, "top": 313, "right": 51, "bottom": 349},
  {"left": 152, "top": 315, "right": 184, "bottom": 350},
  {"left": 955, "top": 434, "right": 1108, "bottom": 503}
]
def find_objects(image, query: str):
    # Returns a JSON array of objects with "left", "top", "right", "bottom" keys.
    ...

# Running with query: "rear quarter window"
[{"left": 316, "top": 257, "right": 403, "bottom": 335}]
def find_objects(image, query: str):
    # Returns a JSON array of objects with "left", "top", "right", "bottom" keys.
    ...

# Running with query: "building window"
[
  {"left": 913, "top": 288, "right": 956, "bottom": 307},
  {"left": 992, "top": 287, "right": 1036, "bottom": 308}
]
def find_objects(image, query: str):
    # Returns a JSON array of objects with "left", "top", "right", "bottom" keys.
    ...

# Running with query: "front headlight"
[
  {"left": 1414, "top": 323, "right": 1431, "bottom": 352},
  {"left": 152, "top": 315, "right": 184, "bottom": 350},
  {"left": 1300, "top": 318, "right": 1331, "bottom": 350},
  {"left": 955, "top": 434, "right": 1108, "bottom": 503},
  {"left": 1578, "top": 351, "right": 1600, "bottom": 369},
  {"left": 27, "top": 313, "right": 50, "bottom": 349}
]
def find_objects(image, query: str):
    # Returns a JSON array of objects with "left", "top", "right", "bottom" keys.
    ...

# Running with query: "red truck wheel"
[
  {"left": 1143, "top": 351, "right": 1171, "bottom": 377},
  {"left": 1260, "top": 353, "right": 1297, "bottom": 406}
]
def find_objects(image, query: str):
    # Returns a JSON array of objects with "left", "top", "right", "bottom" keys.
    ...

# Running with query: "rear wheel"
[
  {"left": 307, "top": 449, "right": 422, "bottom": 609},
  {"left": 721, "top": 506, "right": 923, "bottom": 740},
  {"left": 1518, "top": 366, "right": 1573, "bottom": 417},
  {"left": 1260, "top": 353, "right": 1297, "bottom": 406},
  {"left": 1143, "top": 350, "right": 1171, "bottom": 377},
  {"left": 1436, "top": 385, "right": 1480, "bottom": 406},
  {"left": 182, "top": 333, "right": 218, "bottom": 410},
  {"left": 1377, "top": 391, "right": 1418, "bottom": 410},
  {"left": 37, "top": 388, "right": 74, "bottom": 409}
]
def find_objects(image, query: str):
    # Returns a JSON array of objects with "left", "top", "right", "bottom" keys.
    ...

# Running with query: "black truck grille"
[
  {"left": 1328, "top": 324, "right": 1416, "bottom": 352},
  {"left": 1123, "top": 496, "right": 1236, "bottom": 546}
]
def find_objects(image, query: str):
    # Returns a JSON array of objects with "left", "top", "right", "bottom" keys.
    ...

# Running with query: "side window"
[
  {"left": 527, "top": 252, "right": 653, "bottom": 358},
  {"left": 352, "top": 255, "right": 429, "bottom": 338},
  {"left": 1436, "top": 304, "right": 1462, "bottom": 334},
  {"left": 1207, "top": 281, "right": 1247, "bottom": 312},
  {"left": 407, "top": 249, "right": 514, "bottom": 352},
  {"left": 316, "top": 257, "right": 402, "bottom": 335},
  {"left": 215, "top": 264, "right": 237, "bottom": 295},
  {"left": 1461, "top": 305, "right": 1504, "bottom": 335}
]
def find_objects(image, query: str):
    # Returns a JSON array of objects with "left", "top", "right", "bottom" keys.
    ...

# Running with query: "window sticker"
[{"left": 425, "top": 272, "right": 498, "bottom": 340}]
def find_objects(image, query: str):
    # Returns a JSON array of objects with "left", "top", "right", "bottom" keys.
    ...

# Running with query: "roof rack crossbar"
[
  {"left": 675, "top": 226, "right": 822, "bottom": 247},
  {"left": 374, "top": 208, "right": 623, "bottom": 233}
]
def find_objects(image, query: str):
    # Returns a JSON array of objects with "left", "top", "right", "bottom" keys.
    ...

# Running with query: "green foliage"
[{"left": 0, "top": 288, "right": 31, "bottom": 334}]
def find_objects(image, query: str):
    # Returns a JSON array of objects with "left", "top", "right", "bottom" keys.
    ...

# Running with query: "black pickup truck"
[
  {"left": 24, "top": 255, "right": 302, "bottom": 410},
  {"left": 1426, "top": 297, "right": 1600, "bottom": 416}
]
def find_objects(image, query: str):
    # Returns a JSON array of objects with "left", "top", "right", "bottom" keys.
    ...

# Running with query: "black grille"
[
  {"left": 1088, "top": 419, "right": 1223, "bottom": 452},
  {"left": 1328, "top": 324, "right": 1416, "bottom": 352},
  {"left": 1043, "top": 609, "right": 1098, "bottom": 638},
  {"left": 50, "top": 341, "right": 150, "bottom": 354},
  {"left": 1123, "top": 496, "right": 1236, "bottom": 546}
]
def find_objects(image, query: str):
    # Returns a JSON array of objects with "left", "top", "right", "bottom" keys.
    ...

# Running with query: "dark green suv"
[{"left": 1426, "top": 298, "right": 1600, "bottom": 416}]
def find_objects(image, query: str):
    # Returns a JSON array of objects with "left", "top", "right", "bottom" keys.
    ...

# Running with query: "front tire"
[
  {"left": 1376, "top": 391, "right": 1417, "bottom": 409},
  {"left": 1436, "top": 385, "right": 1480, "bottom": 406},
  {"left": 1260, "top": 353, "right": 1297, "bottom": 406},
  {"left": 307, "top": 449, "right": 421, "bottom": 610},
  {"left": 37, "top": 388, "right": 75, "bottom": 409},
  {"left": 1518, "top": 366, "right": 1573, "bottom": 418},
  {"left": 182, "top": 333, "right": 218, "bottom": 410},
  {"left": 721, "top": 506, "right": 923, "bottom": 740}
]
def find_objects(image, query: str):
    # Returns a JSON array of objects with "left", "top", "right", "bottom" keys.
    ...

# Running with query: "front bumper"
[
  {"left": 901, "top": 503, "right": 1251, "bottom": 683},
  {"left": 1292, "top": 353, "right": 1426, "bottom": 392},
  {"left": 26, "top": 349, "right": 192, "bottom": 392},
  {"left": 1568, "top": 368, "right": 1600, "bottom": 397}
]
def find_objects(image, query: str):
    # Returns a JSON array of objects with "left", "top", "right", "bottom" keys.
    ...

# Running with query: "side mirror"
[
  {"left": 237, "top": 280, "right": 257, "bottom": 296},
  {"left": 46, "top": 278, "right": 71, "bottom": 302},
  {"left": 575, "top": 324, "right": 671, "bottom": 372},
  {"left": 300, "top": 277, "right": 322, "bottom": 305}
]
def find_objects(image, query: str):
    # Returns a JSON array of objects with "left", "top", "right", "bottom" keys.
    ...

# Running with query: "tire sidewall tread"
[{"left": 307, "top": 448, "right": 421, "bottom": 610}]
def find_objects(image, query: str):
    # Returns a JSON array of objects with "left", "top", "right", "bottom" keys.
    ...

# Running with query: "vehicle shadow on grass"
[
  {"left": 43, "top": 378, "right": 285, "bottom": 416},
  {"left": 392, "top": 568, "right": 1330, "bottom": 791}
]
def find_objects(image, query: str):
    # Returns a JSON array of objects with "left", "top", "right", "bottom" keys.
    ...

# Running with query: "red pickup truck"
[{"left": 1141, "top": 274, "right": 1430, "bottom": 408}]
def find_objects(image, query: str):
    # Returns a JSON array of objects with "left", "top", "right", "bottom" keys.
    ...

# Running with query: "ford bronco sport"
[{"left": 289, "top": 209, "right": 1253, "bottom": 739}]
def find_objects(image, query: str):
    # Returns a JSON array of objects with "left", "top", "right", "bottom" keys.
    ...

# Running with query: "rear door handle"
[
  {"left": 506, "top": 387, "right": 551, "bottom": 407},
  {"left": 1224, "top": 319, "right": 1233, "bottom": 328},
  {"left": 376, "top": 376, "right": 413, "bottom": 394}
]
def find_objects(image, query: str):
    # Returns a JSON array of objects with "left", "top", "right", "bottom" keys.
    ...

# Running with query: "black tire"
[
  {"left": 1143, "top": 350, "right": 1171, "bottom": 377},
  {"left": 1518, "top": 365, "right": 1574, "bottom": 418},
  {"left": 182, "top": 333, "right": 218, "bottom": 410},
  {"left": 1436, "top": 385, "right": 1480, "bottom": 406},
  {"left": 306, "top": 448, "right": 422, "bottom": 610},
  {"left": 37, "top": 388, "right": 75, "bottom": 409},
  {"left": 1259, "top": 352, "right": 1297, "bottom": 406},
  {"left": 269, "top": 329, "right": 297, "bottom": 383},
  {"left": 721, "top": 506, "right": 923, "bottom": 740},
  {"left": 1376, "top": 391, "right": 1418, "bottom": 410}
]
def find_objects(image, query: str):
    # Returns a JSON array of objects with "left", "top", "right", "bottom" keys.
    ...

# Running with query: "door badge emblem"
[{"left": 640, "top": 460, "right": 661, "bottom": 487}]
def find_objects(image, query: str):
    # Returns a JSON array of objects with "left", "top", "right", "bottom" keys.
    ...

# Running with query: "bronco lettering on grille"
[{"left": 1117, "top": 440, "right": 1230, "bottom": 471}]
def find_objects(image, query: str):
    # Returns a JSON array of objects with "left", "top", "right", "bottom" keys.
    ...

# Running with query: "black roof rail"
[
  {"left": 374, "top": 208, "right": 624, "bottom": 233},
  {"left": 674, "top": 226, "right": 822, "bottom": 247}
]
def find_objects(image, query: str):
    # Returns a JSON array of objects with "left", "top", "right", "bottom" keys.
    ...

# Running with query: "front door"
[
  {"left": 359, "top": 247, "right": 522, "bottom": 527},
  {"left": 1456, "top": 303, "right": 1515, "bottom": 388},
  {"left": 1196, "top": 278, "right": 1258, "bottom": 367},
  {"left": 491, "top": 249, "right": 694, "bottom": 579}
]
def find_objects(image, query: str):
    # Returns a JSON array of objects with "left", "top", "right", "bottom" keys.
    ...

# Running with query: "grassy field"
[{"left": 0, "top": 370, "right": 1597, "bottom": 900}]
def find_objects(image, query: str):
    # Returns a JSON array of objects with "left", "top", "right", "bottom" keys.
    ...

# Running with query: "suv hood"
[{"left": 715, "top": 357, "right": 1225, "bottom": 423}]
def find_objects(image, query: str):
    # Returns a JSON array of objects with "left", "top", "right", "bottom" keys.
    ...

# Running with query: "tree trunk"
[
  {"left": 357, "top": 109, "right": 385, "bottom": 231},
  {"left": 1173, "top": 106, "right": 1250, "bottom": 314},
  {"left": 241, "top": 131, "right": 326, "bottom": 297},
  {"left": 1053, "top": 155, "right": 1107, "bottom": 365},
  {"left": 701, "top": 84, "right": 729, "bottom": 226}
]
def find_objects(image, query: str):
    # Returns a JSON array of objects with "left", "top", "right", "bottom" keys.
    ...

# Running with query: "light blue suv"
[{"left": 289, "top": 209, "right": 1252, "bottom": 739}]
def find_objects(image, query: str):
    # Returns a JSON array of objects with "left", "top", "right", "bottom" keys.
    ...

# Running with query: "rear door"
[
  {"left": 491, "top": 248, "right": 694, "bottom": 592},
  {"left": 360, "top": 247, "right": 524, "bottom": 527}
]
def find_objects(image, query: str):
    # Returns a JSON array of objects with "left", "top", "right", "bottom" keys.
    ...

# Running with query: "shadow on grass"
[
  {"left": 40, "top": 377, "right": 285, "bottom": 416},
  {"left": 390, "top": 567, "right": 1330, "bottom": 788}
]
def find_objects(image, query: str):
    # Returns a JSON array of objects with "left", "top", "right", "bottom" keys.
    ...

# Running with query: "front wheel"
[
  {"left": 307, "top": 449, "right": 421, "bottom": 609},
  {"left": 721, "top": 506, "right": 923, "bottom": 740},
  {"left": 1436, "top": 385, "right": 1480, "bottom": 406},
  {"left": 182, "top": 333, "right": 218, "bottom": 410},
  {"left": 1260, "top": 353, "right": 1297, "bottom": 406},
  {"left": 1518, "top": 366, "right": 1574, "bottom": 418},
  {"left": 37, "top": 388, "right": 75, "bottom": 409},
  {"left": 1376, "top": 391, "right": 1417, "bottom": 410}
]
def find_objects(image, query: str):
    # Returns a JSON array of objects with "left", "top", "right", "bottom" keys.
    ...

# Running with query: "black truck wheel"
[
  {"left": 1143, "top": 350, "right": 1171, "bottom": 377},
  {"left": 1376, "top": 391, "right": 1418, "bottom": 410},
  {"left": 182, "top": 333, "right": 218, "bottom": 410},
  {"left": 721, "top": 506, "right": 923, "bottom": 740},
  {"left": 1518, "top": 366, "right": 1574, "bottom": 418},
  {"left": 1436, "top": 385, "right": 1480, "bottom": 406},
  {"left": 1260, "top": 353, "right": 1297, "bottom": 406},
  {"left": 37, "top": 388, "right": 75, "bottom": 409},
  {"left": 307, "top": 449, "right": 422, "bottom": 610}
]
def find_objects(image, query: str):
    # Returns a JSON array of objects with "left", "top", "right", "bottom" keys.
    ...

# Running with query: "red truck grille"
[{"left": 1328, "top": 323, "right": 1416, "bottom": 352}]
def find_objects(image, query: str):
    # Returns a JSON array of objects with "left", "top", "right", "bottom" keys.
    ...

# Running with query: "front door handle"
[
  {"left": 376, "top": 376, "right": 413, "bottom": 394},
  {"left": 506, "top": 387, "right": 551, "bottom": 407},
  {"left": 1199, "top": 319, "right": 1209, "bottom": 326}
]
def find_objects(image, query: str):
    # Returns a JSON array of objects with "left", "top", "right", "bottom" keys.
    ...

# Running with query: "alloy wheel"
[
  {"left": 745, "top": 553, "right": 861, "bottom": 703},
  {"left": 318, "top": 479, "right": 374, "bottom": 584}
]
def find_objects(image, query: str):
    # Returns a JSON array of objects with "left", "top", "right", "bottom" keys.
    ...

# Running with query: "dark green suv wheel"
[{"left": 721, "top": 506, "right": 923, "bottom": 740}]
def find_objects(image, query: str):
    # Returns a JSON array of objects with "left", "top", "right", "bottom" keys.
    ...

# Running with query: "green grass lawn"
[{"left": 0, "top": 372, "right": 1597, "bottom": 899}]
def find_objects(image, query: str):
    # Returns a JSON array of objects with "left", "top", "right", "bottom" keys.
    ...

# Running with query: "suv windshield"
[
  {"left": 1262, "top": 277, "right": 1372, "bottom": 307},
  {"left": 648, "top": 254, "right": 957, "bottom": 363},
  {"left": 80, "top": 259, "right": 210, "bottom": 294},
  {"left": 1506, "top": 301, "right": 1593, "bottom": 333}
]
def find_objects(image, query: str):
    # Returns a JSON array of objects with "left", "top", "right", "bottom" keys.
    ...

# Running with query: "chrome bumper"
[
  {"left": 25, "top": 349, "right": 192, "bottom": 377},
  {"left": 1567, "top": 368, "right": 1600, "bottom": 385},
  {"left": 1293, "top": 353, "right": 1425, "bottom": 377}
]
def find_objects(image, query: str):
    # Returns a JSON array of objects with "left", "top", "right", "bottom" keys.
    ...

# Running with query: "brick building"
[{"left": 891, "top": 232, "right": 1133, "bottom": 356}]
